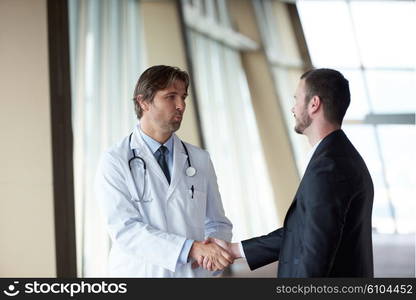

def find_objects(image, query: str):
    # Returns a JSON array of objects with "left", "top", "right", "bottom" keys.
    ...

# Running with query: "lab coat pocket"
[
  {"left": 186, "top": 189, "right": 207, "bottom": 227},
  {"left": 188, "top": 187, "right": 206, "bottom": 200}
]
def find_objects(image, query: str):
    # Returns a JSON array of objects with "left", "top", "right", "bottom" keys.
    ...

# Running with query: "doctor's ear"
[{"left": 137, "top": 95, "right": 150, "bottom": 112}]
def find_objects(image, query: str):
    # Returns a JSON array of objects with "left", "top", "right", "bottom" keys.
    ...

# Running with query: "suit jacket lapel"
[{"left": 282, "top": 129, "right": 344, "bottom": 227}]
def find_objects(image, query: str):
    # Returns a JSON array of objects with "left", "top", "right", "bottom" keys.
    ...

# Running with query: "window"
[
  {"left": 182, "top": 0, "right": 279, "bottom": 240},
  {"left": 297, "top": 0, "right": 416, "bottom": 234},
  {"left": 253, "top": 0, "right": 311, "bottom": 174}
]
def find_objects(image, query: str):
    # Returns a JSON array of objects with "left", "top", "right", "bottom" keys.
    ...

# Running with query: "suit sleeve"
[
  {"left": 241, "top": 228, "right": 285, "bottom": 270},
  {"left": 297, "top": 158, "right": 352, "bottom": 277},
  {"left": 95, "top": 151, "right": 186, "bottom": 272},
  {"left": 204, "top": 154, "right": 233, "bottom": 242}
]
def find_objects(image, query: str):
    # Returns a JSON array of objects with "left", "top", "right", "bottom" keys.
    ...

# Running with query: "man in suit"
[{"left": 200, "top": 68, "right": 374, "bottom": 277}]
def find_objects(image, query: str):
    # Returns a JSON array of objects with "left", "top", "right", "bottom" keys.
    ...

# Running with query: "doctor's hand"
[
  {"left": 189, "top": 240, "right": 233, "bottom": 272},
  {"left": 197, "top": 238, "right": 242, "bottom": 271}
]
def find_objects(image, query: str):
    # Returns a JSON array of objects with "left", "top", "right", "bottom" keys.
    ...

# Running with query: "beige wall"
[
  {"left": 141, "top": 0, "right": 201, "bottom": 147},
  {"left": 0, "top": 0, "right": 56, "bottom": 276}
]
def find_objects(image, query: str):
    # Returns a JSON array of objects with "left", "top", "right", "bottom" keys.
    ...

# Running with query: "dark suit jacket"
[{"left": 242, "top": 129, "right": 374, "bottom": 277}]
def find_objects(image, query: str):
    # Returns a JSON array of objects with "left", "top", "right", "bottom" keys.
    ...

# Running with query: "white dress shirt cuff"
[
  {"left": 179, "top": 239, "right": 194, "bottom": 265},
  {"left": 238, "top": 242, "right": 246, "bottom": 258}
]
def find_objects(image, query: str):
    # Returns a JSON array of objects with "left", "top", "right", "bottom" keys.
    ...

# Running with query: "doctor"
[{"left": 95, "top": 65, "right": 233, "bottom": 277}]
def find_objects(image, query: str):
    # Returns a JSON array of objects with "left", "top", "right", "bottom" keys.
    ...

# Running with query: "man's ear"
[
  {"left": 137, "top": 95, "right": 149, "bottom": 112},
  {"left": 309, "top": 95, "right": 321, "bottom": 114}
]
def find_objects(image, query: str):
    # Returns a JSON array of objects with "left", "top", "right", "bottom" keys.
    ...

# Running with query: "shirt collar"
[
  {"left": 139, "top": 125, "right": 174, "bottom": 155},
  {"left": 306, "top": 139, "right": 322, "bottom": 166}
]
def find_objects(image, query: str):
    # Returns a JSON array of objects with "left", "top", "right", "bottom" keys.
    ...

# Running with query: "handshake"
[{"left": 188, "top": 238, "right": 241, "bottom": 272}]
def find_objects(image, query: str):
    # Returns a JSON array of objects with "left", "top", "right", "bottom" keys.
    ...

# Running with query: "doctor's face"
[
  {"left": 145, "top": 80, "right": 188, "bottom": 134},
  {"left": 292, "top": 79, "right": 312, "bottom": 134}
]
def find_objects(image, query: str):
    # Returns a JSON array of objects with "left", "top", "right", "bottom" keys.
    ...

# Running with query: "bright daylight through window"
[{"left": 297, "top": 0, "right": 416, "bottom": 234}]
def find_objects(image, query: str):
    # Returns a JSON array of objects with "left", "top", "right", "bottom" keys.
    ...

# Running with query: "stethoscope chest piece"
[{"left": 185, "top": 166, "right": 196, "bottom": 177}]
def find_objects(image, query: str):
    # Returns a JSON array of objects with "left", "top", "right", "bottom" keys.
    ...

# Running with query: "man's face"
[
  {"left": 292, "top": 79, "right": 312, "bottom": 134},
  {"left": 145, "top": 80, "right": 187, "bottom": 134}
]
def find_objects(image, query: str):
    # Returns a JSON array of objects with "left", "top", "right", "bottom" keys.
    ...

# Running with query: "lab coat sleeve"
[
  {"left": 95, "top": 151, "right": 186, "bottom": 272},
  {"left": 204, "top": 154, "right": 233, "bottom": 242}
]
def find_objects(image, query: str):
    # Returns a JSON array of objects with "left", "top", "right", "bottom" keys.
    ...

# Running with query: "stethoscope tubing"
[{"left": 127, "top": 132, "right": 194, "bottom": 201}]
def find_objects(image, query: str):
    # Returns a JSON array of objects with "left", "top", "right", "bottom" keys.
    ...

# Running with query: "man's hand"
[
  {"left": 191, "top": 238, "right": 242, "bottom": 271},
  {"left": 188, "top": 240, "right": 233, "bottom": 272}
]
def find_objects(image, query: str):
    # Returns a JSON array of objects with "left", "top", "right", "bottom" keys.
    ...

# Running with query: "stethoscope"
[{"left": 128, "top": 133, "right": 197, "bottom": 201}]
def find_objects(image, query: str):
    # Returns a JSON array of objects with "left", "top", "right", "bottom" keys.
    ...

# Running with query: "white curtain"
[
  {"left": 69, "top": 0, "right": 143, "bottom": 276},
  {"left": 184, "top": 0, "right": 279, "bottom": 241}
]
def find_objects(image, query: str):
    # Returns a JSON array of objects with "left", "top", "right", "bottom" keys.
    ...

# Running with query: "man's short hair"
[
  {"left": 132, "top": 65, "right": 190, "bottom": 119},
  {"left": 301, "top": 68, "right": 350, "bottom": 125}
]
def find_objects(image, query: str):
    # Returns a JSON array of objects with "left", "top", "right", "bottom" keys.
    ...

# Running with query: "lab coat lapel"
[
  {"left": 166, "top": 134, "right": 187, "bottom": 199},
  {"left": 131, "top": 126, "right": 170, "bottom": 189}
]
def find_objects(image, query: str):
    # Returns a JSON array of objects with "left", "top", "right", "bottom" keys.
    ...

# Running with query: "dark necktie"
[{"left": 156, "top": 146, "right": 170, "bottom": 184}]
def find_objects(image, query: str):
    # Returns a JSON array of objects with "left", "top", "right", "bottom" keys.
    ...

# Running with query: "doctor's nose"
[{"left": 175, "top": 99, "right": 186, "bottom": 112}]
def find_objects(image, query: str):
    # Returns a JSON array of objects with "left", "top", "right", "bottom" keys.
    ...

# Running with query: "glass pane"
[
  {"left": 351, "top": 1, "right": 416, "bottom": 68},
  {"left": 343, "top": 125, "right": 394, "bottom": 233},
  {"left": 297, "top": 0, "right": 360, "bottom": 68},
  {"left": 342, "top": 69, "right": 371, "bottom": 120},
  {"left": 366, "top": 70, "right": 416, "bottom": 114},
  {"left": 378, "top": 125, "right": 416, "bottom": 233},
  {"left": 272, "top": 67, "right": 311, "bottom": 175}
]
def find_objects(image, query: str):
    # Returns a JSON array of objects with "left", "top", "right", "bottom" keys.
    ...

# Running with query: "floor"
[{"left": 222, "top": 233, "right": 415, "bottom": 277}]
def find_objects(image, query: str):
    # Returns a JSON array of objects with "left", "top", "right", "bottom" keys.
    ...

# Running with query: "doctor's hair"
[
  {"left": 132, "top": 65, "right": 190, "bottom": 119},
  {"left": 301, "top": 68, "right": 350, "bottom": 126}
]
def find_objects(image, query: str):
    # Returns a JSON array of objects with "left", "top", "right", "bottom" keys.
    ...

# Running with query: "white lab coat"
[{"left": 95, "top": 125, "right": 233, "bottom": 277}]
